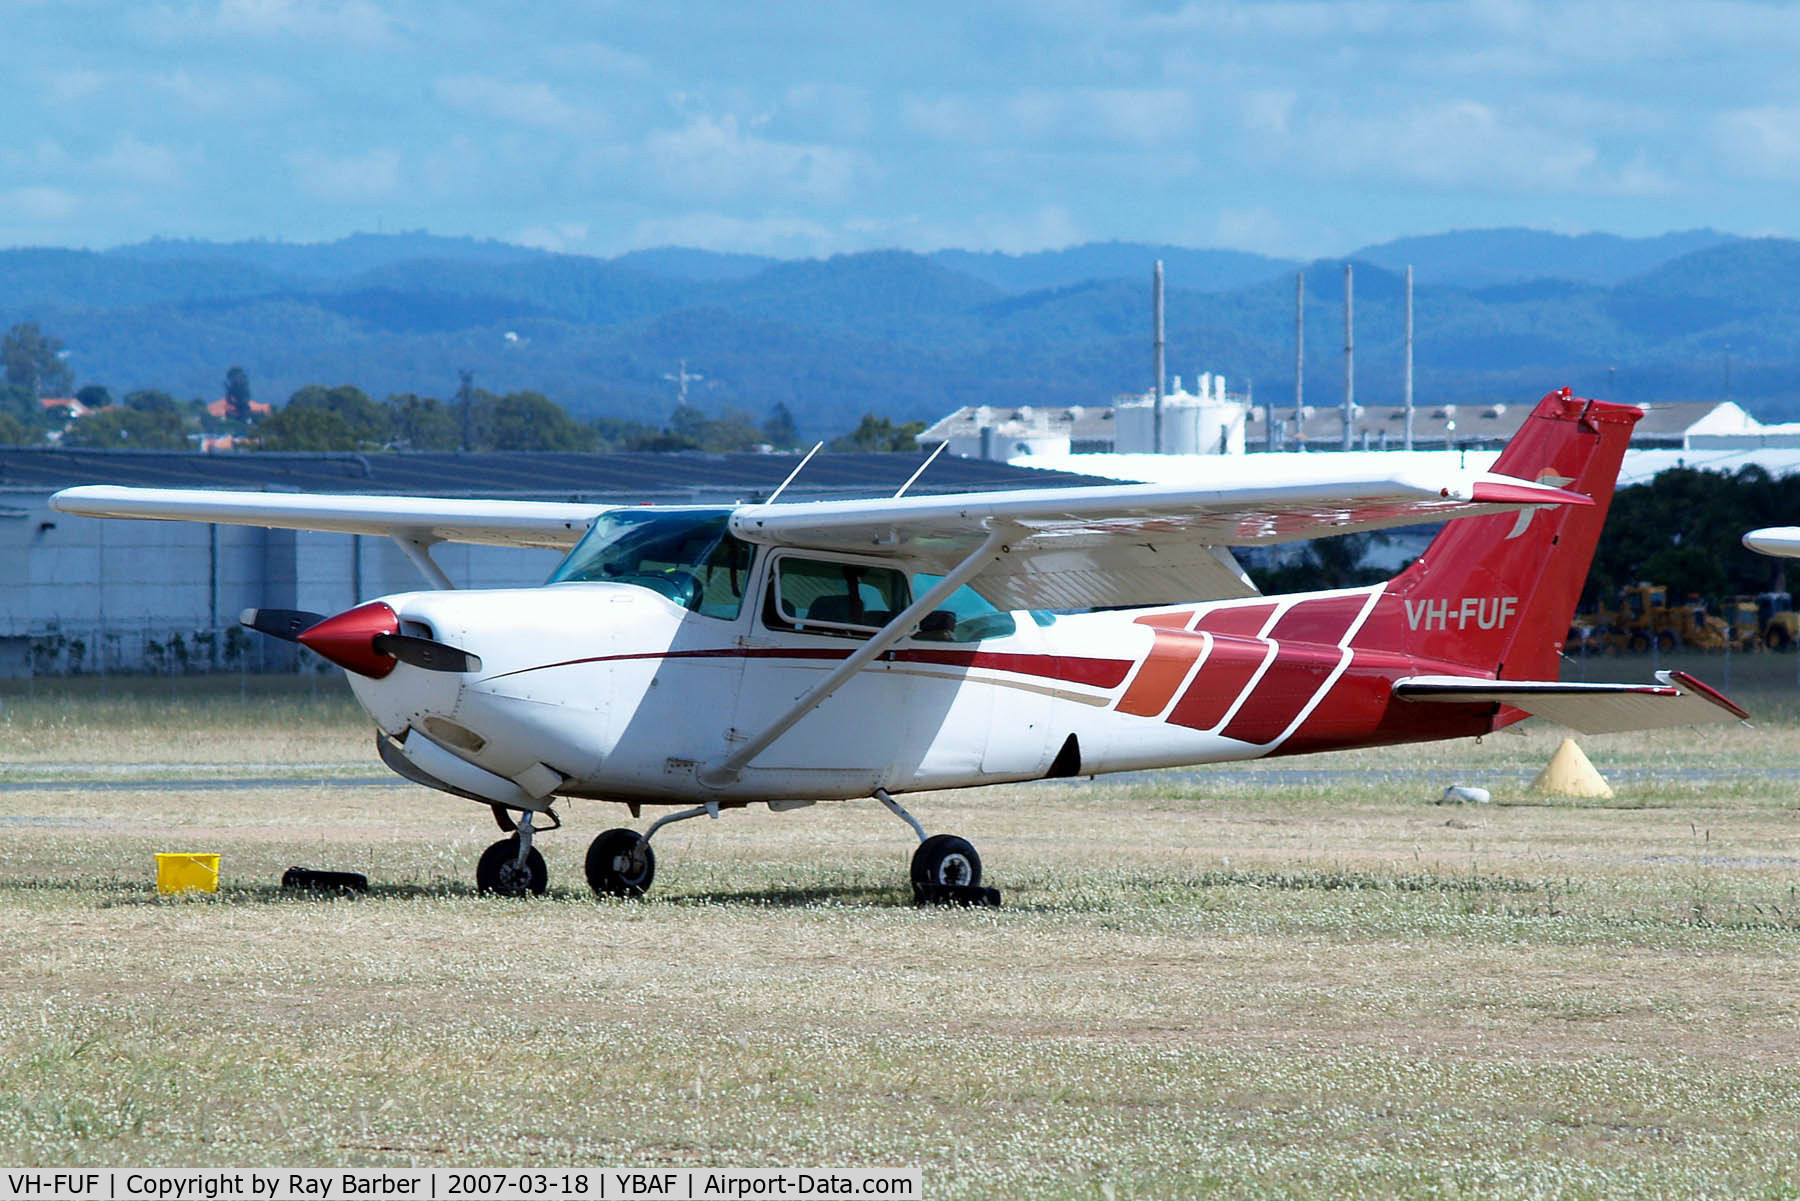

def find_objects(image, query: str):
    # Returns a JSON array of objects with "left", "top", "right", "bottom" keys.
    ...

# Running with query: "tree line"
[{"left": 0, "top": 322, "right": 925, "bottom": 453}]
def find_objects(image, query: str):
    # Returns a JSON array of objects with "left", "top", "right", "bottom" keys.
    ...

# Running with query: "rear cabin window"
[
  {"left": 766, "top": 557, "right": 911, "bottom": 637},
  {"left": 911, "top": 573, "right": 1018, "bottom": 642}
]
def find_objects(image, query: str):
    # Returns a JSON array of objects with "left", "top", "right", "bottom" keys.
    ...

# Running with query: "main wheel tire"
[
  {"left": 911, "top": 834, "right": 982, "bottom": 888},
  {"left": 1656, "top": 630, "right": 1677, "bottom": 652},
  {"left": 1628, "top": 632, "right": 1650, "bottom": 653},
  {"left": 586, "top": 828, "right": 656, "bottom": 898},
  {"left": 476, "top": 836, "right": 547, "bottom": 897},
  {"left": 1768, "top": 627, "right": 1792, "bottom": 652}
]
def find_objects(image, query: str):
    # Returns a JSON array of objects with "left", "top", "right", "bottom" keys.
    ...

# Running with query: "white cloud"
[
  {"left": 511, "top": 221, "right": 591, "bottom": 253},
  {"left": 142, "top": 0, "right": 399, "bottom": 47},
  {"left": 1250, "top": 98, "right": 1667, "bottom": 195},
  {"left": 643, "top": 114, "right": 865, "bottom": 204},
  {"left": 0, "top": 140, "right": 76, "bottom": 175},
  {"left": 618, "top": 212, "right": 844, "bottom": 257},
  {"left": 93, "top": 137, "right": 191, "bottom": 187},
  {"left": 1715, "top": 106, "right": 1800, "bottom": 181},
  {"left": 1210, "top": 207, "right": 1301, "bottom": 255},
  {"left": 435, "top": 74, "right": 599, "bottom": 132},
  {"left": 783, "top": 84, "right": 874, "bottom": 141},
  {"left": 543, "top": 41, "right": 651, "bottom": 78},
  {"left": 43, "top": 68, "right": 108, "bottom": 105},
  {"left": 900, "top": 87, "right": 1196, "bottom": 147},
  {"left": 883, "top": 205, "right": 1086, "bottom": 255},
  {"left": 2, "top": 186, "right": 80, "bottom": 222},
  {"left": 285, "top": 146, "right": 402, "bottom": 202},
  {"left": 152, "top": 69, "right": 293, "bottom": 115}
]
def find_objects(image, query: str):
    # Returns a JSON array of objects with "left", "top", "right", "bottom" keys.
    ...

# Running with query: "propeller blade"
[
  {"left": 239, "top": 607, "right": 328, "bottom": 642},
  {"left": 372, "top": 632, "right": 483, "bottom": 674}
]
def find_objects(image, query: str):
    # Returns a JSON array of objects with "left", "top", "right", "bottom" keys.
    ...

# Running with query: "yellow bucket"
[{"left": 155, "top": 852, "right": 220, "bottom": 895}]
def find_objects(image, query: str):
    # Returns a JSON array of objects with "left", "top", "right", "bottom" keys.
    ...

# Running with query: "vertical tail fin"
[{"left": 1373, "top": 389, "right": 1639, "bottom": 678}]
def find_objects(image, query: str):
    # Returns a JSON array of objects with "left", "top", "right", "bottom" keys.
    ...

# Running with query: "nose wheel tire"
[
  {"left": 586, "top": 828, "right": 657, "bottom": 898},
  {"left": 476, "top": 835, "right": 547, "bottom": 897},
  {"left": 911, "top": 834, "right": 981, "bottom": 888}
]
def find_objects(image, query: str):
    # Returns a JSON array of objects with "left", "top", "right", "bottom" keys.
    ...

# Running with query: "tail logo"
[
  {"left": 1506, "top": 470, "right": 1575, "bottom": 539},
  {"left": 1404, "top": 596, "right": 1519, "bottom": 631}
]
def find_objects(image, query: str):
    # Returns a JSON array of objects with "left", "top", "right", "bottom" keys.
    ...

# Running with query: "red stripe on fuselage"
[
  {"left": 1194, "top": 603, "right": 1277, "bottom": 638},
  {"left": 488, "top": 645, "right": 1133, "bottom": 690},
  {"left": 890, "top": 648, "right": 1132, "bottom": 689},
  {"left": 1265, "top": 595, "right": 1367, "bottom": 645},
  {"left": 1219, "top": 643, "right": 1343, "bottom": 745},
  {"left": 1167, "top": 636, "right": 1268, "bottom": 730}
]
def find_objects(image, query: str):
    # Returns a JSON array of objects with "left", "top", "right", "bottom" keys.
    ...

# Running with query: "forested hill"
[{"left": 7, "top": 226, "right": 1794, "bottom": 439}]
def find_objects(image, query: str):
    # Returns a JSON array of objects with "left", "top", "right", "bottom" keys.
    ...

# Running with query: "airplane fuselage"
[{"left": 355, "top": 576, "right": 1514, "bottom": 810}]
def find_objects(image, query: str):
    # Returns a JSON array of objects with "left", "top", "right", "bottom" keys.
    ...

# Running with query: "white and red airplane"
[{"left": 51, "top": 389, "right": 1745, "bottom": 902}]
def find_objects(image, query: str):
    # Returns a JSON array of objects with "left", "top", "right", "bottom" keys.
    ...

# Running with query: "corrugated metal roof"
[
  {"left": 0, "top": 447, "right": 1119, "bottom": 502},
  {"left": 925, "top": 399, "right": 1730, "bottom": 452},
  {"left": 1247, "top": 399, "right": 1724, "bottom": 448}
]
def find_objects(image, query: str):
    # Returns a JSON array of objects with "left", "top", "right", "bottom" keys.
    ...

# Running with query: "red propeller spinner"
[{"left": 296, "top": 601, "right": 402, "bottom": 678}]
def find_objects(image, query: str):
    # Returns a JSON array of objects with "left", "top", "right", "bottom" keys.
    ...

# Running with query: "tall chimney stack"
[
  {"left": 1342, "top": 264, "right": 1354, "bottom": 452},
  {"left": 1404, "top": 265, "right": 1415, "bottom": 451},
  {"left": 1153, "top": 260, "right": 1165, "bottom": 454},
  {"left": 1294, "top": 272, "right": 1304, "bottom": 452}
]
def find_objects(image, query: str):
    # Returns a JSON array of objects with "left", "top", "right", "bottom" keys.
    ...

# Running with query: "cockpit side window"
[
  {"left": 764, "top": 556, "right": 911, "bottom": 638},
  {"left": 548, "top": 509, "right": 755, "bottom": 620}
]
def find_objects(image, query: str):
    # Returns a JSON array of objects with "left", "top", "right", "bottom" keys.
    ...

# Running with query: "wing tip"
[{"left": 1470, "top": 478, "right": 1593, "bottom": 508}]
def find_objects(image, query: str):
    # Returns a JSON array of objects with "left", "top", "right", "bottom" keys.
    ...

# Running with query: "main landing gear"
[
  {"left": 476, "top": 793, "right": 999, "bottom": 906},
  {"left": 877, "top": 789, "right": 1001, "bottom": 907}
]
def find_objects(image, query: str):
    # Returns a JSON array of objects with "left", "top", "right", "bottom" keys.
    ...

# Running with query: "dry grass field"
[{"left": 3, "top": 660, "right": 1800, "bottom": 1199}]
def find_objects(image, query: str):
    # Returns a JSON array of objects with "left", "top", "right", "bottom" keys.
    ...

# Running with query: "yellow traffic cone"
[{"left": 1530, "top": 737, "right": 1614, "bottom": 799}]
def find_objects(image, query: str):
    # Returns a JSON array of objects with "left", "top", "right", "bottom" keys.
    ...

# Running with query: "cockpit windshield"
[{"left": 547, "top": 508, "right": 755, "bottom": 619}]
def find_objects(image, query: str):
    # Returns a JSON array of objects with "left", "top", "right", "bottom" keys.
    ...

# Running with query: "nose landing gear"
[{"left": 475, "top": 808, "right": 552, "bottom": 897}]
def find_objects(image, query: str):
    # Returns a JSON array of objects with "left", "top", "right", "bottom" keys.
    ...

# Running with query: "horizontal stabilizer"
[
  {"left": 1744, "top": 527, "right": 1800, "bottom": 559},
  {"left": 1392, "top": 671, "right": 1748, "bottom": 734}
]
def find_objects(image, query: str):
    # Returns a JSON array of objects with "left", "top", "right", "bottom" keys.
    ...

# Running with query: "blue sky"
[{"left": 6, "top": 0, "right": 1800, "bottom": 259}]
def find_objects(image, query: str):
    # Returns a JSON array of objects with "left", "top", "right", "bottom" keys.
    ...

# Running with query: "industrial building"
[
  {"left": 922, "top": 394, "right": 1783, "bottom": 459},
  {"left": 0, "top": 447, "right": 1112, "bottom": 677}
]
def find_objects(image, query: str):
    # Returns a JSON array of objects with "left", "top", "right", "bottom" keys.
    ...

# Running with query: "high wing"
[
  {"left": 49, "top": 485, "right": 607, "bottom": 551},
  {"left": 1393, "top": 672, "right": 1749, "bottom": 734},
  {"left": 729, "top": 465, "right": 1590, "bottom": 610}
]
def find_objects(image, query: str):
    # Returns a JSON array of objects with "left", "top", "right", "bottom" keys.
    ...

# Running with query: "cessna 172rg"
[{"left": 50, "top": 389, "right": 1745, "bottom": 901}]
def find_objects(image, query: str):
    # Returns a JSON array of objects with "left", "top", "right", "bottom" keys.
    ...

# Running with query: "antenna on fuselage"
[
  {"left": 892, "top": 439, "right": 948, "bottom": 499},
  {"left": 765, "top": 441, "right": 824, "bottom": 504}
]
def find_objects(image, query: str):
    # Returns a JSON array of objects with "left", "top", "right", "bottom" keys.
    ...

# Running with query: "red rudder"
[{"left": 1368, "top": 389, "right": 1639, "bottom": 678}]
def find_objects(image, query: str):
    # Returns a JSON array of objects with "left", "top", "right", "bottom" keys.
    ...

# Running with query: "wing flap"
[
  {"left": 49, "top": 486, "right": 606, "bottom": 550},
  {"left": 1393, "top": 671, "right": 1748, "bottom": 733}
]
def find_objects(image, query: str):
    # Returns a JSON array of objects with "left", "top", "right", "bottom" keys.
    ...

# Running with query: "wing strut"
[
  {"left": 393, "top": 535, "right": 454, "bottom": 589},
  {"left": 699, "top": 527, "right": 1010, "bottom": 787}
]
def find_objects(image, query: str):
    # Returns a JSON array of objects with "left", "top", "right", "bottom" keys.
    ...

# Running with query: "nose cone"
[{"left": 297, "top": 601, "right": 401, "bottom": 678}]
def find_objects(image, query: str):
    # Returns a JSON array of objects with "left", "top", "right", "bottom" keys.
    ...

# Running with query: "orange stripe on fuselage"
[{"left": 1116, "top": 613, "right": 1207, "bottom": 717}]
